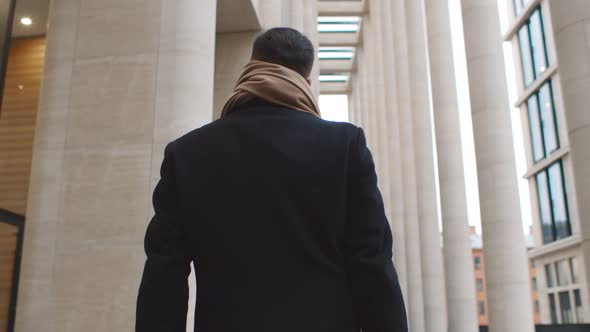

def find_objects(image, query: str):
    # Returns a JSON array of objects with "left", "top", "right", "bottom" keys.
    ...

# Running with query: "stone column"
[
  {"left": 213, "top": 31, "right": 258, "bottom": 119},
  {"left": 422, "top": 0, "right": 479, "bottom": 330},
  {"left": 287, "top": 0, "right": 305, "bottom": 31},
  {"left": 548, "top": 1, "right": 590, "bottom": 318},
  {"left": 302, "top": 0, "right": 320, "bottom": 97},
  {"left": 357, "top": 48, "right": 372, "bottom": 149},
  {"left": 15, "top": 1, "right": 217, "bottom": 331},
  {"left": 367, "top": 0, "right": 393, "bottom": 247},
  {"left": 405, "top": 0, "right": 447, "bottom": 330},
  {"left": 347, "top": 92, "right": 355, "bottom": 125},
  {"left": 378, "top": 0, "right": 408, "bottom": 298},
  {"left": 347, "top": 70, "right": 355, "bottom": 125},
  {"left": 460, "top": 0, "right": 535, "bottom": 331},
  {"left": 360, "top": 14, "right": 382, "bottom": 176},
  {"left": 390, "top": 1, "right": 425, "bottom": 330}
]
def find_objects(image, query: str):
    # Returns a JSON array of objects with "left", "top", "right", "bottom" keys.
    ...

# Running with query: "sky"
[{"left": 318, "top": 0, "right": 533, "bottom": 235}]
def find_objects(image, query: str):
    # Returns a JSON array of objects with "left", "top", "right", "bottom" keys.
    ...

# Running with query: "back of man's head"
[{"left": 251, "top": 27, "right": 315, "bottom": 79}]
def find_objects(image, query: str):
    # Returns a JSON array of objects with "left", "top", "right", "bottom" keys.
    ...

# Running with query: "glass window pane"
[
  {"left": 532, "top": 277, "right": 538, "bottom": 290},
  {"left": 555, "top": 259, "right": 571, "bottom": 286},
  {"left": 539, "top": 82, "right": 559, "bottom": 154},
  {"left": 474, "top": 256, "right": 481, "bottom": 270},
  {"left": 537, "top": 172, "right": 554, "bottom": 243},
  {"left": 535, "top": 300, "right": 540, "bottom": 313},
  {"left": 476, "top": 278, "right": 484, "bottom": 292},
  {"left": 514, "top": 0, "right": 523, "bottom": 16},
  {"left": 570, "top": 257, "right": 579, "bottom": 284},
  {"left": 529, "top": 9, "right": 549, "bottom": 78},
  {"left": 478, "top": 301, "right": 486, "bottom": 316},
  {"left": 559, "top": 291, "right": 574, "bottom": 323},
  {"left": 549, "top": 293, "right": 558, "bottom": 323},
  {"left": 574, "top": 289, "right": 584, "bottom": 323},
  {"left": 555, "top": 262, "right": 562, "bottom": 286},
  {"left": 527, "top": 94, "right": 545, "bottom": 161},
  {"left": 548, "top": 162, "right": 571, "bottom": 240},
  {"left": 518, "top": 25, "right": 535, "bottom": 86},
  {"left": 545, "top": 264, "right": 554, "bottom": 288}
]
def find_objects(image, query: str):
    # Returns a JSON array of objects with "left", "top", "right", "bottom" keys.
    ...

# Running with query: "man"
[{"left": 136, "top": 27, "right": 407, "bottom": 332}]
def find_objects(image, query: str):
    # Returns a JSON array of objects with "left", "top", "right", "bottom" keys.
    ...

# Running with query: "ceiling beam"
[
  {"left": 319, "top": 32, "right": 360, "bottom": 47},
  {"left": 320, "top": 81, "right": 350, "bottom": 94},
  {"left": 318, "top": 1, "right": 366, "bottom": 16},
  {"left": 319, "top": 59, "right": 354, "bottom": 73}
]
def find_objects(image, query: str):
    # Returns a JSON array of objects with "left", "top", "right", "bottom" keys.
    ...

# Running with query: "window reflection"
[
  {"left": 548, "top": 162, "right": 571, "bottom": 240},
  {"left": 536, "top": 161, "right": 571, "bottom": 244},
  {"left": 549, "top": 293, "right": 558, "bottom": 323},
  {"left": 518, "top": 26, "right": 535, "bottom": 86},
  {"left": 529, "top": 10, "right": 549, "bottom": 77},
  {"left": 545, "top": 264, "right": 554, "bottom": 288},
  {"left": 536, "top": 172, "right": 554, "bottom": 244},
  {"left": 559, "top": 291, "right": 574, "bottom": 323},
  {"left": 517, "top": 7, "right": 550, "bottom": 87},
  {"left": 539, "top": 82, "right": 559, "bottom": 156},
  {"left": 527, "top": 94, "right": 545, "bottom": 161}
]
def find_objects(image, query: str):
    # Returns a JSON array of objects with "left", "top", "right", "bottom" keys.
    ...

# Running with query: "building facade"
[
  {"left": 0, "top": 0, "right": 589, "bottom": 332},
  {"left": 501, "top": 0, "right": 590, "bottom": 325}
]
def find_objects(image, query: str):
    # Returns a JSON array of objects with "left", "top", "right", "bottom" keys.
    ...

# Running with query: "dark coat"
[{"left": 136, "top": 100, "right": 407, "bottom": 332}]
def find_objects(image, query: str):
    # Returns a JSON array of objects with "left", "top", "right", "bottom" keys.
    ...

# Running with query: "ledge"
[{"left": 528, "top": 234, "right": 582, "bottom": 259}]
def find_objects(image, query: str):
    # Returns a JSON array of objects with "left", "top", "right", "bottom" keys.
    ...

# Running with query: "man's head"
[{"left": 251, "top": 27, "right": 315, "bottom": 82}]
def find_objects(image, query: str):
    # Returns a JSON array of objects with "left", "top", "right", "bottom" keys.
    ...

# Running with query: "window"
[
  {"left": 526, "top": 81, "right": 559, "bottom": 162},
  {"left": 517, "top": 7, "right": 550, "bottom": 87},
  {"left": 318, "top": 17, "right": 360, "bottom": 33},
  {"left": 474, "top": 256, "right": 481, "bottom": 270},
  {"left": 476, "top": 278, "right": 484, "bottom": 292},
  {"left": 518, "top": 26, "right": 535, "bottom": 86},
  {"left": 545, "top": 264, "right": 554, "bottom": 288},
  {"left": 548, "top": 163, "right": 571, "bottom": 240},
  {"left": 559, "top": 291, "right": 574, "bottom": 323},
  {"left": 478, "top": 301, "right": 486, "bottom": 316},
  {"left": 535, "top": 300, "right": 540, "bottom": 313},
  {"left": 549, "top": 293, "right": 558, "bottom": 323},
  {"left": 555, "top": 259, "right": 571, "bottom": 286},
  {"left": 318, "top": 47, "right": 354, "bottom": 60},
  {"left": 513, "top": 0, "right": 534, "bottom": 16},
  {"left": 514, "top": 0, "right": 524, "bottom": 16},
  {"left": 537, "top": 172, "right": 554, "bottom": 243},
  {"left": 531, "top": 259, "right": 536, "bottom": 268},
  {"left": 536, "top": 161, "right": 571, "bottom": 244},
  {"left": 538, "top": 83, "right": 559, "bottom": 155},
  {"left": 532, "top": 277, "right": 538, "bottom": 290},
  {"left": 570, "top": 257, "right": 579, "bottom": 284},
  {"left": 529, "top": 10, "right": 549, "bottom": 76},
  {"left": 319, "top": 73, "right": 349, "bottom": 83},
  {"left": 527, "top": 94, "right": 545, "bottom": 162},
  {"left": 574, "top": 289, "right": 584, "bottom": 323}
]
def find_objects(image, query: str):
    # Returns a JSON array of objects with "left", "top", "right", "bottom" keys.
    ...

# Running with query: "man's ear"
[{"left": 306, "top": 78, "right": 312, "bottom": 86}]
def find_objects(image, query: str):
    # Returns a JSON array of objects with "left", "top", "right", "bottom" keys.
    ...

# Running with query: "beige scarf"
[{"left": 221, "top": 60, "right": 321, "bottom": 118}]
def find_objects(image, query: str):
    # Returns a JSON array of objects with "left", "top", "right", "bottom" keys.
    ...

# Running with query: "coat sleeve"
[
  {"left": 136, "top": 142, "right": 192, "bottom": 332},
  {"left": 344, "top": 128, "right": 408, "bottom": 332}
]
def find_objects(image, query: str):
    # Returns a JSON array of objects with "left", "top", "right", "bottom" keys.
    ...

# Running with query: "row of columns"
[{"left": 348, "top": 0, "right": 534, "bottom": 331}]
